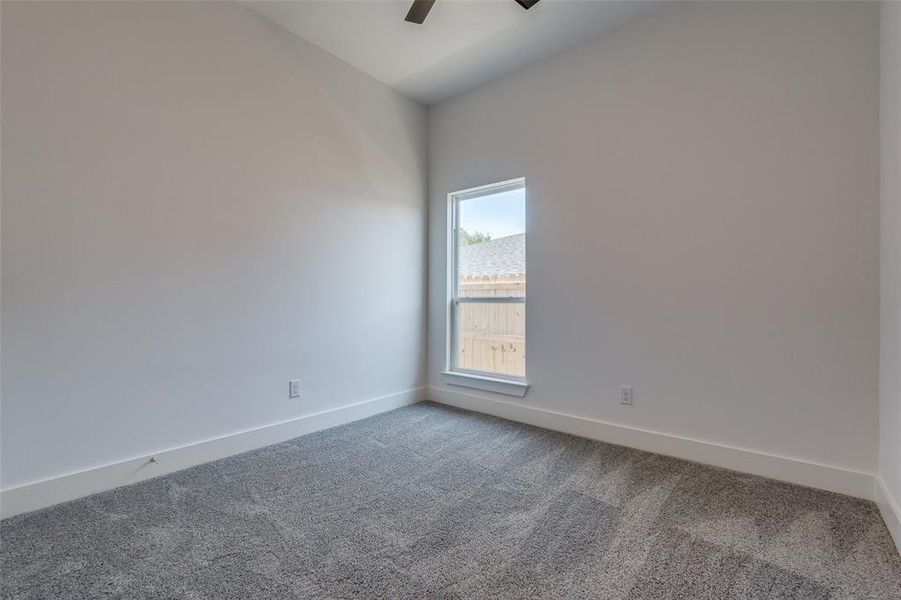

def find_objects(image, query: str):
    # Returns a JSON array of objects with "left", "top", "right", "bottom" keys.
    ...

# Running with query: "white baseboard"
[
  {"left": 0, "top": 388, "right": 423, "bottom": 519},
  {"left": 426, "top": 386, "right": 875, "bottom": 500},
  {"left": 875, "top": 476, "right": 901, "bottom": 554}
]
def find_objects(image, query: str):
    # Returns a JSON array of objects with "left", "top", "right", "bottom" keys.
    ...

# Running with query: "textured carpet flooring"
[{"left": 2, "top": 402, "right": 900, "bottom": 599}]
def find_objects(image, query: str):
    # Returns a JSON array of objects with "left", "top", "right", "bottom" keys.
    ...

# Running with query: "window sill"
[{"left": 441, "top": 371, "right": 530, "bottom": 397}]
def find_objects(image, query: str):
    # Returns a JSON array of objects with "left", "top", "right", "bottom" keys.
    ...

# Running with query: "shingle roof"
[{"left": 459, "top": 233, "right": 525, "bottom": 278}]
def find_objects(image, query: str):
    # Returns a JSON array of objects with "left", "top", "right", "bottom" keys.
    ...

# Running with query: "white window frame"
[{"left": 442, "top": 178, "right": 529, "bottom": 397}]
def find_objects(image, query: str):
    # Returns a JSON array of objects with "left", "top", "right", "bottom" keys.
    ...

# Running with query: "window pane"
[
  {"left": 456, "top": 301, "right": 525, "bottom": 377},
  {"left": 457, "top": 188, "right": 525, "bottom": 297}
]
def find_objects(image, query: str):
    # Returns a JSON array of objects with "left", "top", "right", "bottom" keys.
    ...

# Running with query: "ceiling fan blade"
[
  {"left": 405, "top": 0, "right": 437, "bottom": 24},
  {"left": 514, "top": 0, "right": 540, "bottom": 8}
]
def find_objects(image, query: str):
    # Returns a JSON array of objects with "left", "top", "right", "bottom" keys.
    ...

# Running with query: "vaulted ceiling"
[{"left": 244, "top": 1, "right": 664, "bottom": 105}]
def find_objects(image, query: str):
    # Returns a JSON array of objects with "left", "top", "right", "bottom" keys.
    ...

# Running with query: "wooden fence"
[{"left": 457, "top": 275, "right": 525, "bottom": 377}]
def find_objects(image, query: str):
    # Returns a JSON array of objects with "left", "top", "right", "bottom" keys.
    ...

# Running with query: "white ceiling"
[{"left": 244, "top": 0, "right": 664, "bottom": 105}]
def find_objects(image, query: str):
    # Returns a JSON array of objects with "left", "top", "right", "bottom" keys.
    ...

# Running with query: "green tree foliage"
[{"left": 460, "top": 228, "right": 492, "bottom": 245}]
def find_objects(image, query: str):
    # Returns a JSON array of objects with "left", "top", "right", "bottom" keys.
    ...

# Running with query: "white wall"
[
  {"left": 1, "top": 1, "right": 427, "bottom": 491},
  {"left": 879, "top": 0, "right": 901, "bottom": 541},
  {"left": 428, "top": 2, "right": 880, "bottom": 480}
]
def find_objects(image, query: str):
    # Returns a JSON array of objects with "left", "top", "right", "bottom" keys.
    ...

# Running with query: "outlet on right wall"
[{"left": 879, "top": 0, "right": 901, "bottom": 550}]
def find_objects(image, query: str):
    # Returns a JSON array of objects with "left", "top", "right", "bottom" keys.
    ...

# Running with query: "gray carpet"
[{"left": 2, "top": 402, "right": 900, "bottom": 599}]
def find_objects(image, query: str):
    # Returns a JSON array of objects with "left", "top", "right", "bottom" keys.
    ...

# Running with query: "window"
[{"left": 446, "top": 179, "right": 527, "bottom": 393}]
